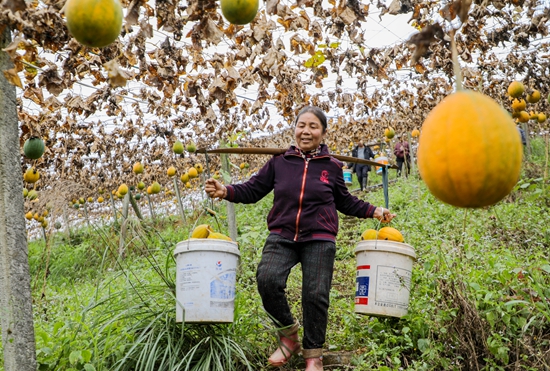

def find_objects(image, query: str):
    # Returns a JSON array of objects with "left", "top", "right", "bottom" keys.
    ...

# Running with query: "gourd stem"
[{"left": 450, "top": 29, "right": 463, "bottom": 91}]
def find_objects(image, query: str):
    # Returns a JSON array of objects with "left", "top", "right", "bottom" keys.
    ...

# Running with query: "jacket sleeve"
[
  {"left": 225, "top": 157, "right": 276, "bottom": 204},
  {"left": 333, "top": 165, "right": 377, "bottom": 218},
  {"left": 393, "top": 143, "right": 403, "bottom": 157}
]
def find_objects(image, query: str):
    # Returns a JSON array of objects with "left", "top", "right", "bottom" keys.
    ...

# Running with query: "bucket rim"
[
  {"left": 355, "top": 239, "right": 416, "bottom": 259},
  {"left": 174, "top": 238, "right": 240, "bottom": 256}
]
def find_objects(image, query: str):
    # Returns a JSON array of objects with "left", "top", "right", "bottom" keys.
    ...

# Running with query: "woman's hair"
[{"left": 295, "top": 106, "right": 327, "bottom": 133}]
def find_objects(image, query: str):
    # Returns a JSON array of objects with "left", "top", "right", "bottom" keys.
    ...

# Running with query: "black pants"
[
  {"left": 355, "top": 164, "right": 369, "bottom": 190},
  {"left": 256, "top": 234, "right": 336, "bottom": 350},
  {"left": 396, "top": 157, "right": 411, "bottom": 177}
]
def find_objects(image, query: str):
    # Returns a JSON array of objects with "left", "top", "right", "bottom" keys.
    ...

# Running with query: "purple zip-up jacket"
[{"left": 224, "top": 144, "right": 377, "bottom": 242}]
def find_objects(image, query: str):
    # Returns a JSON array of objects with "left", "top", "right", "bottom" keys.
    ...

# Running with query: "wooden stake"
[
  {"left": 173, "top": 177, "right": 186, "bottom": 222},
  {"left": 83, "top": 202, "right": 90, "bottom": 229},
  {"left": 109, "top": 193, "right": 118, "bottom": 224},
  {"left": 146, "top": 193, "right": 156, "bottom": 220},
  {"left": 221, "top": 149, "right": 238, "bottom": 242}
]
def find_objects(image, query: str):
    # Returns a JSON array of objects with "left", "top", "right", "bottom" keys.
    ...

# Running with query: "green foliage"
[
  {"left": 304, "top": 50, "right": 326, "bottom": 68},
  {"left": 1, "top": 137, "right": 549, "bottom": 370}
]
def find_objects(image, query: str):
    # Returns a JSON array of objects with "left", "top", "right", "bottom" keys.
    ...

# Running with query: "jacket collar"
[{"left": 285, "top": 144, "right": 331, "bottom": 158}]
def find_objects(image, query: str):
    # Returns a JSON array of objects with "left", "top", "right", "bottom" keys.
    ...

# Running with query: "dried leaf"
[
  {"left": 3, "top": 68, "right": 22, "bottom": 88},
  {"left": 2, "top": 34, "right": 26, "bottom": 59},
  {"left": 3, "top": 0, "right": 26, "bottom": 12},
  {"left": 440, "top": 0, "right": 471, "bottom": 24},
  {"left": 338, "top": 7, "right": 357, "bottom": 25},
  {"left": 104, "top": 59, "right": 131, "bottom": 88},
  {"left": 388, "top": 0, "right": 401, "bottom": 15},
  {"left": 266, "top": 0, "right": 279, "bottom": 15},
  {"left": 203, "top": 18, "right": 224, "bottom": 44},
  {"left": 407, "top": 23, "right": 444, "bottom": 65},
  {"left": 125, "top": 0, "right": 144, "bottom": 26}
]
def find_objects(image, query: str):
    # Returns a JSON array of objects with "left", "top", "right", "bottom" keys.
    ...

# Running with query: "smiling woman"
[
  {"left": 294, "top": 107, "right": 327, "bottom": 152},
  {"left": 203, "top": 105, "right": 395, "bottom": 371}
]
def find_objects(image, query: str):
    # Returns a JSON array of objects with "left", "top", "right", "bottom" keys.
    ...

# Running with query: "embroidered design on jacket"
[{"left": 320, "top": 170, "right": 329, "bottom": 184}]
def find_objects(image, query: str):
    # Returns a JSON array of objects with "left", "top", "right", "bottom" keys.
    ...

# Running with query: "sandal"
[{"left": 267, "top": 322, "right": 301, "bottom": 367}]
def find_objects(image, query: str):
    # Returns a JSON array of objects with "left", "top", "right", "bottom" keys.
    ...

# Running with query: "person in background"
[
  {"left": 517, "top": 126, "right": 527, "bottom": 147},
  {"left": 350, "top": 139, "right": 375, "bottom": 191},
  {"left": 394, "top": 137, "right": 411, "bottom": 177},
  {"left": 205, "top": 106, "right": 396, "bottom": 371}
]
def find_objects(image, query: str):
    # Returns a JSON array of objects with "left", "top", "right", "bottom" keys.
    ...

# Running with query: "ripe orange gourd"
[
  {"left": 167, "top": 166, "right": 177, "bottom": 177},
  {"left": 360, "top": 229, "right": 378, "bottom": 240},
  {"left": 194, "top": 163, "right": 204, "bottom": 174},
  {"left": 517, "top": 111, "right": 530, "bottom": 123},
  {"left": 511, "top": 99, "right": 526, "bottom": 112},
  {"left": 417, "top": 90, "right": 522, "bottom": 208},
  {"left": 526, "top": 89, "right": 541, "bottom": 104},
  {"left": 377, "top": 227, "right": 404, "bottom": 243},
  {"left": 118, "top": 184, "right": 128, "bottom": 196},
  {"left": 65, "top": 0, "right": 123, "bottom": 48},
  {"left": 188, "top": 167, "right": 199, "bottom": 178},
  {"left": 24, "top": 167, "right": 40, "bottom": 183},
  {"left": 133, "top": 162, "right": 144, "bottom": 174}
]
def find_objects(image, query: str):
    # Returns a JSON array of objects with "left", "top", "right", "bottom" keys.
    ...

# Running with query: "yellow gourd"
[
  {"left": 417, "top": 90, "right": 522, "bottom": 208},
  {"left": 377, "top": 227, "right": 404, "bottom": 243}
]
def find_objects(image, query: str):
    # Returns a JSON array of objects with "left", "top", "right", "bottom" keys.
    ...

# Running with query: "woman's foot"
[
  {"left": 305, "top": 356, "right": 323, "bottom": 371},
  {"left": 267, "top": 332, "right": 300, "bottom": 367}
]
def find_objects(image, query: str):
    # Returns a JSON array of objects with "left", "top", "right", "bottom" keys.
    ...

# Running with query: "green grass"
[{"left": 1, "top": 137, "right": 549, "bottom": 370}]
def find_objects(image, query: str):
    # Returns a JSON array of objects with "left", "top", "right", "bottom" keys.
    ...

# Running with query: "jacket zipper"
[{"left": 294, "top": 160, "right": 309, "bottom": 241}]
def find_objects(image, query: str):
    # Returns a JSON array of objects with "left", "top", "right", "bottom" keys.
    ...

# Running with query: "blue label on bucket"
[
  {"left": 343, "top": 169, "right": 352, "bottom": 183},
  {"left": 356, "top": 276, "right": 369, "bottom": 298},
  {"left": 210, "top": 270, "right": 236, "bottom": 300}
]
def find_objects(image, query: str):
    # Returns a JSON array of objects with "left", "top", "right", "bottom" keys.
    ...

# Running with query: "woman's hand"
[
  {"left": 373, "top": 207, "right": 396, "bottom": 223},
  {"left": 205, "top": 178, "right": 227, "bottom": 200}
]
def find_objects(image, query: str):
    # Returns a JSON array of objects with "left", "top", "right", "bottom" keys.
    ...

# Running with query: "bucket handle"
[{"left": 186, "top": 208, "right": 223, "bottom": 244}]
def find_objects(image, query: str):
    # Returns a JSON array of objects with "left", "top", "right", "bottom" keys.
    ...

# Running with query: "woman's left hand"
[{"left": 373, "top": 207, "right": 396, "bottom": 223}]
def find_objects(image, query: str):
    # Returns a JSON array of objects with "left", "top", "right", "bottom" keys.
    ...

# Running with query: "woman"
[
  {"left": 205, "top": 106, "right": 395, "bottom": 371},
  {"left": 393, "top": 138, "right": 411, "bottom": 177}
]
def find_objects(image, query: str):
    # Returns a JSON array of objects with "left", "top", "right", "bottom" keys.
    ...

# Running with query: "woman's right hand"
[
  {"left": 373, "top": 207, "right": 396, "bottom": 223},
  {"left": 205, "top": 178, "right": 227, "bottom": 200}
]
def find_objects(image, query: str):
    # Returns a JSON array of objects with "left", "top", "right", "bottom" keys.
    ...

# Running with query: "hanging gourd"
[
  {"left": 220, "top": 0, "right": 259, "bottom": 25},
  {"left": 417, "top": 35, "right": 522, "bottom": 208},
  {"left": 23, "top": 137, "right": 45, "bottom": 159},
  {"left": 65, "top": 0, "right": 123, "bottom": 48}
]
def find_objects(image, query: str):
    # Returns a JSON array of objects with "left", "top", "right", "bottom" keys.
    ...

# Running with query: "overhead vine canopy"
[{"left": 1, "top": 0, "right": 550, "bottom": 194}]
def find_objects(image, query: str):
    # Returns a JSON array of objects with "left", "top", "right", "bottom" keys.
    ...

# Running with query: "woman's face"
[{"left": 295, "top": 112, "right": 326, "bottom": 152}]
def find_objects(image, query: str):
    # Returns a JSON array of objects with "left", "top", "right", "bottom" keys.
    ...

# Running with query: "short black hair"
[{"left": 295, "top": 106, "right": 327, "bottom": 133}]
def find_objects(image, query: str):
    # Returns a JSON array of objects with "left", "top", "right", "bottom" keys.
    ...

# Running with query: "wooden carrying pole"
[
  {"left": 196, "top": 147, "right": 398, "bottom": 169},
  {"left": 197, "top": 147, "right": 396, "bottom": 208}
]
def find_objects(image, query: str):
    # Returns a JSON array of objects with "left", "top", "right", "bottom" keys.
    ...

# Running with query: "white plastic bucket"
[
  {"left": 354, "top": 240, "right": 416, "bottom": 318},
  {"left": 174, "top": 238, "right": 240, "bottom": 323},
  {"left": 343, "top": 169, "right": 353, "bottom": 185},
  {"left": 375, "top": 156, "right": 389, "bottom": 175}
]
